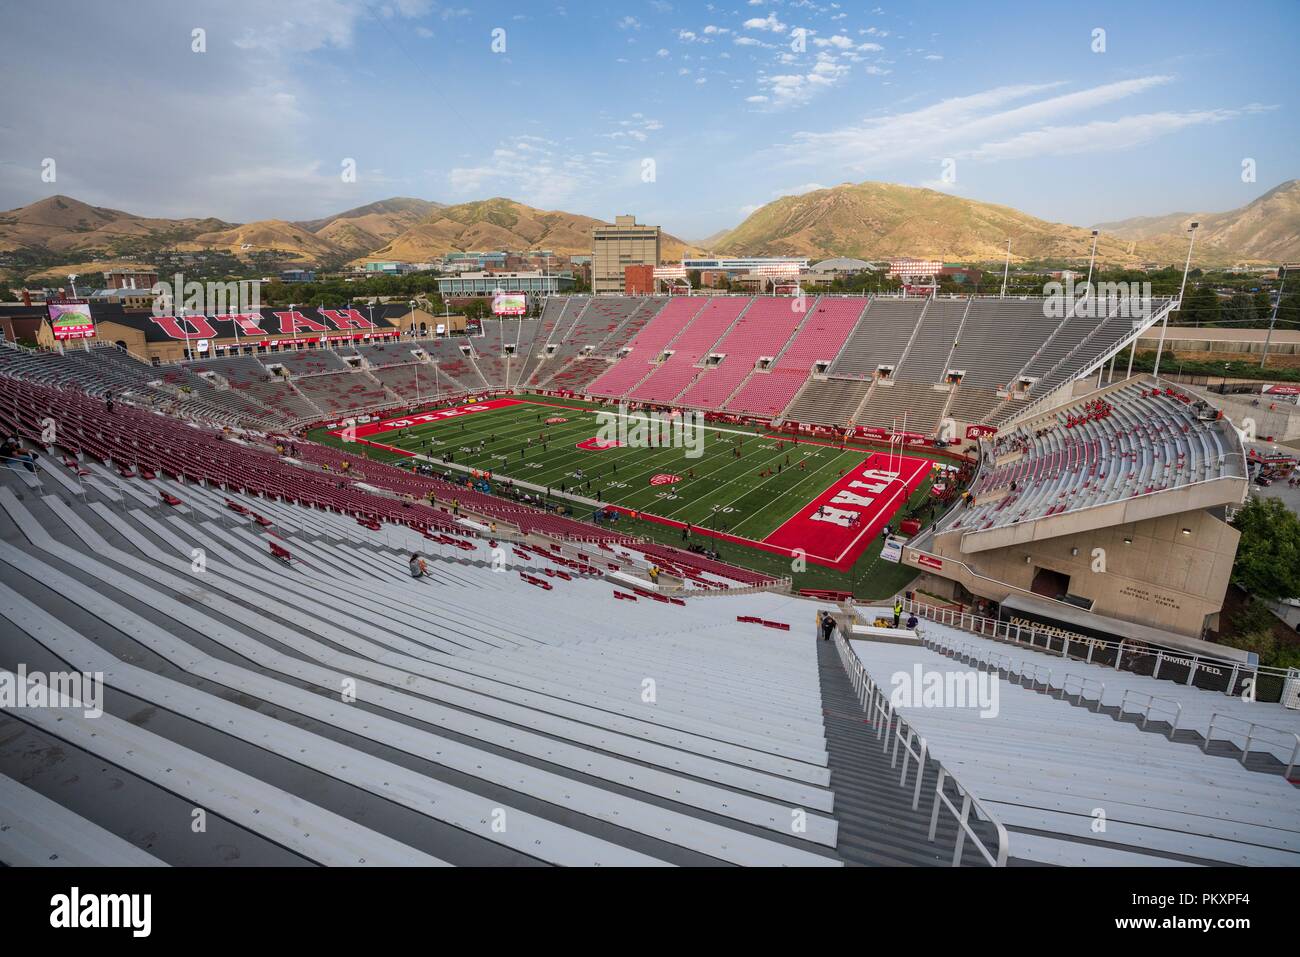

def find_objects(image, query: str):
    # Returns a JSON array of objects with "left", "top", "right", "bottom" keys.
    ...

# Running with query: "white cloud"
[
  {"left": 777, "top": 76, "right": 1181, "bottom": 169},
  {"left": 743, "top": 12, "right": 787, "bottom": 32},
  {"left": 962, "top": 109, "right": 1237, "bottom": 162}
]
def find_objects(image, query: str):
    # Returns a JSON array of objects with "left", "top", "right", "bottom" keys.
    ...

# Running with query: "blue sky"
[{"left": 0, "top": 0, "right": 1295, "bottom": 240}]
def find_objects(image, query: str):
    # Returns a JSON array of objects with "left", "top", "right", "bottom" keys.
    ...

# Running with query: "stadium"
[
  {"left": 2, "top": 284, "right": 1297, "bottom": 872},
  {"left": 4, "top": 5, "right": 1300, "bottom": 915}
]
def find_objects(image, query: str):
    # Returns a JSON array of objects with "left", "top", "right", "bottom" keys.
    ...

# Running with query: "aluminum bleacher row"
[
  {"left": 193, "top": 354, "right": 323, "bottom": 422},
  {"left": 958, "top": 380, "right": 1246, "bottom": 533},
  {"left": 844, "top": 614, "right": 1300, "bottom": 866},
  {"left": 0, "top": 465, "right": 839, "bottom": 866},
  {"left": 0, "top": 342, "right": 168, "bottom": 402},
  {"left": 0, "top": 370, "right": 774, "bottom": 587}
]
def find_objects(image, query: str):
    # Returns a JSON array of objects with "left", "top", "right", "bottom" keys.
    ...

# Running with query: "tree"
[
  {"left": 1230, "top": 497, "right": 1300, "bottom": 601},
  {"left": 1221, "top": 292, "right": 1257, "bottom": 326},
  {"left": 1176, "top": 284, "right": 1221, "bottom": 327},
  {"left": 460, "top": 298, "right": 490, "bottom": 321}
]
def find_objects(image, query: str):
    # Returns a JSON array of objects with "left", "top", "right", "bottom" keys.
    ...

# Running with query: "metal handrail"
[
  {"left": 832, "top": 633, "right": 1007, "bottom": 866},
  {"left": 1204, "top": 713, "right": 1300, "bottom": 779},
  {"left": 928, "top": 767, "right": 1010, "bottom": 867},
  {"left": 1061, "top": 673, "right": 1106, "bottom": 710},
  {"left": 892, "top": 722, "right": 929, "bottom": 810},
  {"left": 1119, "top": 688, "right": 1183, "bottom": 734},
  {"left": 897, "top": 596, "right": 1296, "bottom": 696},
  {"left": 1014, "top": 660, "right": 1053, "bottom": 689}
]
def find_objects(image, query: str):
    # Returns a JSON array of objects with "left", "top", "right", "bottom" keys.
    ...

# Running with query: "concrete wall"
[{"left": 923, "top": 506, "right": 1240, "bottom": 637}]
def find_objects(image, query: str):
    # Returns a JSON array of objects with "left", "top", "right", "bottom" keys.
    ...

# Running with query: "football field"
[{"left": 330, "top": 395, "right": 940, "bottom": 571}]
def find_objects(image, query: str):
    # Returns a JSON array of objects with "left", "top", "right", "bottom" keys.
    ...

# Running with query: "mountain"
[
  {"left": 713, "top": 180, "right": 1300, "bottom": 266},
  {"left": 712, "top": 181, "right": 1166, "bottom": 265},
  {"left": 175, "top": 220, "right": 343, "bottom": 262},
  {"left": 1095, "top": 180, "right": 1300, "bottom": 265},
  {"left": 690, "top": 228, "right": 732, "bottom": 250},
  {"left": 296, "top": 198, "right": 443, "bottom": 256},
  {"left": 364, "top": 197, "right": 696, "bottom": 263},
  {"left": 0, "top": 195, "right": 231, "bottom": 255}
]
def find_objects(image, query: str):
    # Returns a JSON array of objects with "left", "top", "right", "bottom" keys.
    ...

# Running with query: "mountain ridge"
[{"left": 3, "top": 181, "right": 1296, "bottom": 281}]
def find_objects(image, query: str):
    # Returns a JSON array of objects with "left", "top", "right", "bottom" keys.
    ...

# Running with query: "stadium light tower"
[
  {"left": 1085, "top": 229, "right": 1100, "bottom": 291},
  {"left": 1261, "top": 265, "right": 1287, "bottom": 370},
  {"left": 68, "top": 274, "right": 78, "bottom": 298},
  {"left": 1154, "top": 222, "right": 1199, "bottom": 379},
  {"left": 999, "top": 241, "right": 1011, "bottom": 298}
]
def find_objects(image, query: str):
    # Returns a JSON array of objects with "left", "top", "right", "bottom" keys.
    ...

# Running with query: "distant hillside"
[
  {"left": 0, "top": 195, "right": 231, "bottom": 255},
  {"left": 1096, "top": 179, "right": 1300, "bottom": 265},
  {"left": 175, "top": 220, "right": 342, "bottom": 263},
  {"left": 8, "top": 179, "right": 1295, "bottom": 280},
  {"left": 365, "top": 197, "right": 697, "bottom": 263},
  {"left": 297, "top": 198, "right": 442, "bottom": 257},
  {"left": 713, "top": 181, "right": 1168, "bottom": 265},
  {"left": 714, "top": 180, "right": 1300, "bottom": 266}
]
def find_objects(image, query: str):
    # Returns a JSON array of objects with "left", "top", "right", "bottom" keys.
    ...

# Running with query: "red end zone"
[
  {"left": 762, "top": 452, "right": 932, "bottom": 569},
  {"left": 328, "top": 397, "right": 525, "bottom": 440}
]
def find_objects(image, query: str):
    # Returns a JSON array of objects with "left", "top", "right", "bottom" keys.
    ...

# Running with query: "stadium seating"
[
  {"left": 726, "top": 297, "right": 868, "bottom": 418},
  {"left": 544, "top": 356, "right": 611, "bottom": 392},
  {"left": 629, "top": 297, "right": 749, "bottom": 404},
  {"left": 893, "top": 298, "right": 967, "bottom": 384},
  {"left": 264, "top": 348, "right": 350, "bottom": 377},
  {"left": 853, "top": 381, "right": 951, "bottom": 434},
  {"left": 780, "top": 377, "right": 873, "bottom": 427},
  {"left": 513, "top": 297, "right": 578, "bottom": 387},
  {"left": 0, "top": 292, "right": 1170, "bottom": 442},
  {"left": 0, "top": 470, "right": 835, "bottom": 865},
  {"left": 918, "top": 618, "right": 1300, "bottom": 768},
  {"left": 192, "top": 354, "right": 323, "bottom": 422},
  {"left": 292, "top": 371, "right": 393, "bottom": 416},
  {"left": 420, "top": 336, "right": 488, "bottom": 392},
  {"left": 346, "top": 340, "right": 427, "bottom": 369},
  {"left": 0, "top": 342, "right": 166, "bottom": 400},
  {"left": 369, "top": 363, "right": 446, "bottom": 401},
  {"left": 828, "top": 298, "right": 927, "bottom": 378},
  {"left": 948, "top": 298, "right": 1059, "bottom": 391},
  {"left": 676, "top": 297, "right": 807, "bottom": 409},
  {"left": 587, "top": 297, "right": 709, "bottom": 398},
  {"left": 529, "top": 297, "right": 671, "bottom": 390},
  {"left": 848, "top": 630, "right": 1299, "bottom": 866},
  {"left": 957, "top": 381, "right": 1246, "bottom": 533}
]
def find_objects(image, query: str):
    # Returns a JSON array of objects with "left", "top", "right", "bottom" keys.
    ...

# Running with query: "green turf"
[{"left": 307, "top": 394, "right": 958, "bottom": 598}]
